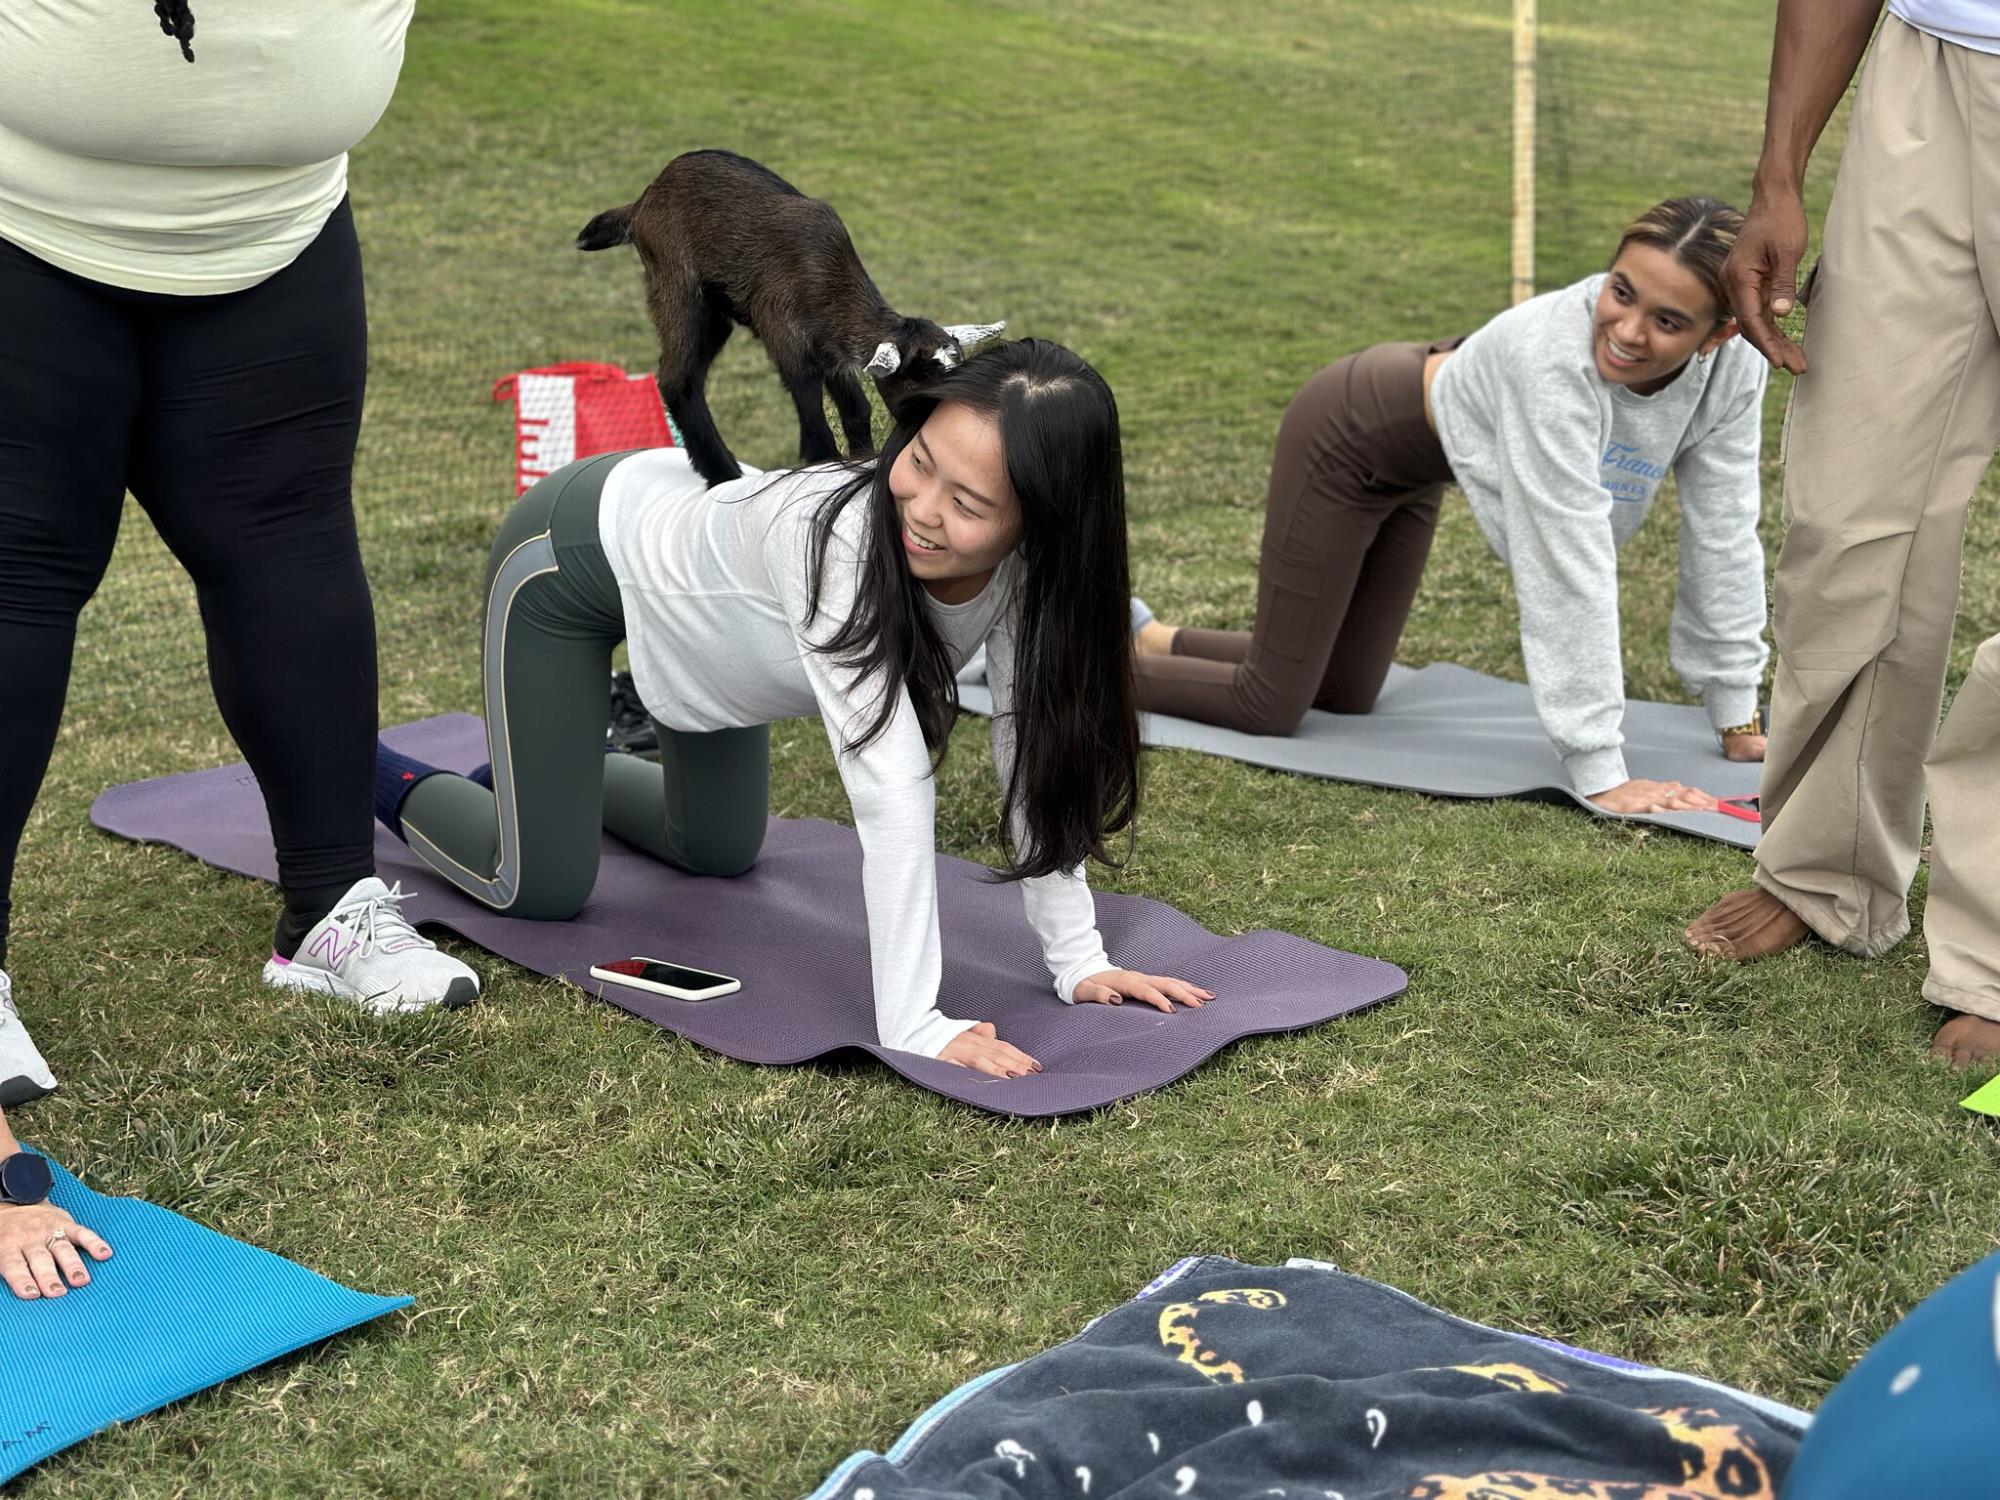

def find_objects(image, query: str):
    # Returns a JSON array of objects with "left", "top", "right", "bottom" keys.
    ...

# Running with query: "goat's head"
[{"left": 864, "top": 318, "right": 1007, "bottom": 417}]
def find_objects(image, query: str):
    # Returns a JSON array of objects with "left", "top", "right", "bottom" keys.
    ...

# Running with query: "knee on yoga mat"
[
  {"left": 1226, "top": 689, "right": 1312, "bottom": 739},
  {"left": 497, "top": 881, "right": 596, "bottom": 923},
  {"left": 1316, "top": 676, "right": 1388, "bottom": 717},
  {"left": 1317, "top": 690, "right": 1381, "bottom": 717},
  {"left": 669, "top": 819, "right": 766, "bottom": 879}
]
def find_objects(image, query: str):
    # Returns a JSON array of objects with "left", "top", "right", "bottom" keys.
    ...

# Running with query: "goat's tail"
[{"left": 575, "top": 202, "right": 637, "bottom": 252}]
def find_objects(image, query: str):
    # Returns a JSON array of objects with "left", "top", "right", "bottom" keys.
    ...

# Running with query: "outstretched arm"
[
  {"left": 780, "top": 510, "right": 1038, "bottom": 1073},
  {"left": 1668, "top": 362, "right": 1772, "bottom": 749},
  {"left": 1476, "top": 329, "right": 1721, "bottom": 813},
  {"left": 986, "top": 620, "right": 1212, "bottom": 1016},
  {"left": 1728, "top": 0, "right": 1885, "bottom": 372}
]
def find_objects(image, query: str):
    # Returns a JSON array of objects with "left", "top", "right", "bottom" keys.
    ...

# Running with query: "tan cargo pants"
[{"left": 1755, "top": 15, "right": 2000, "bottom": 1021}]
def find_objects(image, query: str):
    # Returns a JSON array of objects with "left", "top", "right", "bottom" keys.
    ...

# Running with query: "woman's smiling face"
[
  {"left": 1592, "top": 242, "right": 1735, "bottom": 393},
  {"left": 887, "top": 399, "right": 1025, "bottom": 600}
]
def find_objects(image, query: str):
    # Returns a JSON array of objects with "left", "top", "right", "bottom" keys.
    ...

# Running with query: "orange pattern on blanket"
[
  {"left": 1408, "top": 1404, "right": 1777, "bottom": 1500},
  {"left": 1155, "top": 1289, "right": 1289, "bottom": 1384},
  {"left": 1420, "top": 1362, "right": 1569, "bottom": 1395}
]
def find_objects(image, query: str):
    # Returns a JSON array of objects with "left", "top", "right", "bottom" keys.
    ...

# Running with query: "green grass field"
[{"left": 13, "top": 1, "right": 1999, "bottom": 1494}]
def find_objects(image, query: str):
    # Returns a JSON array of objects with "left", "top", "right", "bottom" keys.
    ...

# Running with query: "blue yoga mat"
[{"left": 0, "top": 1150, "right": 409, "bottom": 1484}]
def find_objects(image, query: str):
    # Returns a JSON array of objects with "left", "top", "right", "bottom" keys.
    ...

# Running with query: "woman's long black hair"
[{"left": 802, "top": 337, "right": 1141, "bottom": 881}]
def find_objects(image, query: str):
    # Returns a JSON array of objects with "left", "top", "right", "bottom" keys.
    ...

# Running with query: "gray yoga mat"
[
  {"left": 960, "top": 656, "right": 1763, "bottom": 849},
  {"left": 88, "top": 715, "right": 1405, "bottom": 1119}
]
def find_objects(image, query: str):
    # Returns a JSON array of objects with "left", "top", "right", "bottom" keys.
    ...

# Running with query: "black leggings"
[{"left": 0, "top": 202, "right": 377, "bottom": 965}]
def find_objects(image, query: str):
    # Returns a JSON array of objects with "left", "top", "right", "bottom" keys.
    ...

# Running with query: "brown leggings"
[{"left": 1134, "top": 337, "right": 1462, "bottom": 736}]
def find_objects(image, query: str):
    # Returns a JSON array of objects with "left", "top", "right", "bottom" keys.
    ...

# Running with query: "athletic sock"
[
  {"left": 273, "top": 877, "right": 365, "bottom": 957},
  {"left": 374, "top": 742, "right": 442, "bottom": 841}
]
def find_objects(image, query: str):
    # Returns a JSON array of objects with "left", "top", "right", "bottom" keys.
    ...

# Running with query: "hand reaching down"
[{"left": 1723, "top": 189, "right": 1811, "bottom": 375}]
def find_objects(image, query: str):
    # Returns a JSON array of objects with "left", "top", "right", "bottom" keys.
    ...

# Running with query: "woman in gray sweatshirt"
[{"left": 1134, "top": 197, "right": 1771, "bottom": 816}]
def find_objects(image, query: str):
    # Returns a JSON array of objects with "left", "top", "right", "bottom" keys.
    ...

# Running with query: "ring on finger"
[{"left": 45, "top": 1229, "right": 69, "bottom": 1251}]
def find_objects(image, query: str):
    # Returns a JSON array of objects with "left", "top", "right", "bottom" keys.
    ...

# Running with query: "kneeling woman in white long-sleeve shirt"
[
  {"left": 1134, "top": 196, "right": 1772, "bottom": 815},
  {"left": 375, "top": 339, "right": 1209, "bottom": 1077}
]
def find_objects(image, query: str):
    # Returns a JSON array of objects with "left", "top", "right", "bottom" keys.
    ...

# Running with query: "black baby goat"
[{"left": 577, "top": 150, "right": 1002, "bottom": 486}]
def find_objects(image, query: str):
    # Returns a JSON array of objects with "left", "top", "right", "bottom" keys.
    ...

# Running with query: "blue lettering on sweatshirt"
[{"left": 1600, "top": 440, "right": 1667, "bottom": 502}]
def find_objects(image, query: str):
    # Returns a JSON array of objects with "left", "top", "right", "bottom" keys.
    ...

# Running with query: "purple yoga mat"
[{"left": 89, "top": 715, "right": 1405, "bottom": 1117}]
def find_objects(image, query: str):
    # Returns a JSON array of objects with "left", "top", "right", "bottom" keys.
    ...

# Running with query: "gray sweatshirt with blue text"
[{"left": 1428, "top": 272, "right": 1769, "bottom": 794}]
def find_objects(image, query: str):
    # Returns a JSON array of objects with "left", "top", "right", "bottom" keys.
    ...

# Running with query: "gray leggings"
[{"left": 400, "top": 453, "right": 769, "bottom": 919}]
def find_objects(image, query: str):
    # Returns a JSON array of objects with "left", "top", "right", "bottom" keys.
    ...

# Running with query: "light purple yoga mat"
[{"left": 89, "top": 715, "right": 1405, "bottom": 1118}]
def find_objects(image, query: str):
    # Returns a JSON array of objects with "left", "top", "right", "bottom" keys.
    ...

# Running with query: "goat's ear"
[
  {"left": 865, "top": 341, "right": 902, "bottom": 375},
  {"left": 942, "top": 320, "right": 1006, "bottom": 350}
]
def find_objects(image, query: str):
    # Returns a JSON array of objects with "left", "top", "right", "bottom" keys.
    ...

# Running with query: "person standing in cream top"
[
  {"left": 0, "top": 0, "right": 477, "bottom": 1109},
  {"left": 0, "top": 1, "right": 414, "bottom": 293}
]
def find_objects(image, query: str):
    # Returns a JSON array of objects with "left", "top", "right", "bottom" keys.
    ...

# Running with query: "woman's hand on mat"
[
  {"left": 1589, "top": 778, "right": 1719, "bottom": 815},
  {"left": 939, "top": 1022, "right": 1042, "bottom": 1078},
  {"left": 1073, "top": 970, "right": 1215, "bottom": 1013},
  {"left": 1721, "top": 730, "right": 1767, "bottom": 763},
  {"left": 0, "top": 1203, "right": 111, "bottom": 1300}
]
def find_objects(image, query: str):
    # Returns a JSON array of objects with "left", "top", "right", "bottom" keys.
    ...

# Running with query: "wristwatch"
[{"left": 0, "top": 1150, "right": 53, "bottom": 1207}]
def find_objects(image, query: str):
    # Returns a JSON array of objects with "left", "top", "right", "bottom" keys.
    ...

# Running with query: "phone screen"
[{"left": 597, "top": 958, "right": 733, "bottom": 990}]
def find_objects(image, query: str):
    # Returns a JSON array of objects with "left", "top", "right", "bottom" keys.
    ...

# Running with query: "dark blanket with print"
[{"left": 810, "top": 1257, "right": 1805, "bottom": 1499}]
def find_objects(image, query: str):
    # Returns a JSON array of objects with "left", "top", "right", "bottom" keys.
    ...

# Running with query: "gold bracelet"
[{"left": 1717, "top": 711, "right": 1763, "bottom": 740}]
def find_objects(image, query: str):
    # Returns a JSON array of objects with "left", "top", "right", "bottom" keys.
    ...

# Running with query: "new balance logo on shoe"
[
  {"left": 262, "top": 876, "right": 479, "bottom": 1015},
  {"left": 306, "top": 925, "right": 360, "bottom": 970}
]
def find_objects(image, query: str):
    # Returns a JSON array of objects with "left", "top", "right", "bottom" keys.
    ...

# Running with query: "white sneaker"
[
  {"left": 0, "top": 969, "right": 59, "bottom": 1107},
  {"left": 261, "top": 877, "right": 480, "bottom": 1016}
]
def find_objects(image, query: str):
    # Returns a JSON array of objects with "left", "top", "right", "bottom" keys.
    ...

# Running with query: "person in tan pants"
[{"left": 1687, "top": 0, "right": 2000, "bottom": 1067}]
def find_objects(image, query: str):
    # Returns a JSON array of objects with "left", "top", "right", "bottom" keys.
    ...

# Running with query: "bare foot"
[
  {"left": 1685, "top": 886, "right": 1810, "bottom": 960},
  {"left": 1133, "top": 620, "right": 1179, "bottom": 657},
  {"left": 1929, "top": 1013, "right": 2000, "bottom": 1069}
]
